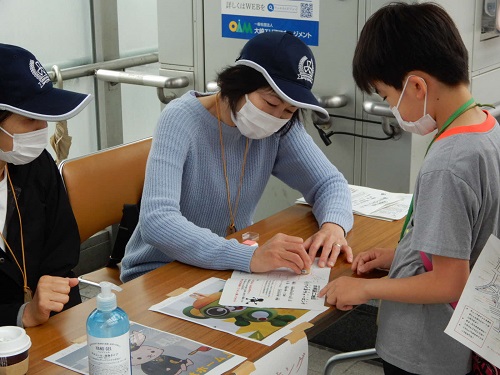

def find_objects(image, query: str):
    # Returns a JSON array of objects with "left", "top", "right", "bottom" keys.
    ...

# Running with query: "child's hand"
[
  {"left": 319, "top": 276, "right": 370, "bottom": 311},
  {"left": 352, "top": 247, "right": 395, "bottom": 275}
]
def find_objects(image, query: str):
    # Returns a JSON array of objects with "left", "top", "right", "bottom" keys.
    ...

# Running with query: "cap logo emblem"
[
  {"left": 297, "top": 56, "right": 314, "bottom": 84},
  {"left": 29, "top": 60, "right": 50, "bottom": 88}
]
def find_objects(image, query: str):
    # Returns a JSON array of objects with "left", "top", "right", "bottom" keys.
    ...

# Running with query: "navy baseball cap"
[
  {"left": 0, "top": 43, "right": 92, "bottom": 121},
  {"left": 235, "top": 31, "right": 329, "bottom": 121}
]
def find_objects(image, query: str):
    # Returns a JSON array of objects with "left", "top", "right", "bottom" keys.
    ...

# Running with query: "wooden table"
[{"left": 26, "top": 205, "right": 402, "bottom": 374}]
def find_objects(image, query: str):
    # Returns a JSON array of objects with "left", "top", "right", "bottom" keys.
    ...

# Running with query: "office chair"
[{"left": 59, "top": 137, "right": 152, "bottom": 285}]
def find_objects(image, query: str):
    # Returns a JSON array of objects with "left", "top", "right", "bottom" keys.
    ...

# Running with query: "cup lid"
[{"left": 0, "top": 327, "right": 31, "bottom": 357}]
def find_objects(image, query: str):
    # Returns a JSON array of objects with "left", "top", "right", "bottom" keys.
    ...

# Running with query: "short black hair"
[
  {"left": 0, "top": 110, "right": 12, "bottom": 124},
  {"left": 216, "top": 65, "right": 298, "bottom": 133},
  {"left": 217, "top": 65, "right": 269, "bottom": 114},
  {"left": 353, "top": 2, "right": 469, "bottom": 93}
]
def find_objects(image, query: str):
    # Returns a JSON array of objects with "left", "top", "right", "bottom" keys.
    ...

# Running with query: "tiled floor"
[{"left": 79, "top": 284, "right": 384, "bottom": 375}]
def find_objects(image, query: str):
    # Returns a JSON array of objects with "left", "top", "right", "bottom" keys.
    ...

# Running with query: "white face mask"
[
  {"left": 391, "top": 76, "right": 437, "bottom": 136},
  {"left": 231, "top": 95, "right": 290, "bottom": 139},
  {"left": 0, "top": 127, "right": 48, "bottom": 165}
]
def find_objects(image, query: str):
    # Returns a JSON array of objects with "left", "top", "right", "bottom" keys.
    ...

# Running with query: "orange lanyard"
[
  {"left": 0, "top": 165, "right": 32, "bottom": 303},
  {"left": 215, "top": 94, "right": 250, "bottom": 236}
]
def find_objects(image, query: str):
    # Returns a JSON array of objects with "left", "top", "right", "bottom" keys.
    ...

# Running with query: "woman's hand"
[
  {"left": 352, "top": 247, "right": 395, "bottom": 275},
  {"left": 22, "top": 276, "right": 79, "bottom": 327},
  {"left": 250, "top": 233, "right": 311, "bottom": 274},
  {"left": 304, "top": 222, "right": 352, "bottom": 268}
]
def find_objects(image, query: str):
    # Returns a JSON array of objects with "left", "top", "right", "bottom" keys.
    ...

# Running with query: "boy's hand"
[
  {"left": 319, "top": 276, "right": 371, "bottom": 311},
  {"left": 352, "top": 247, "right": 395, "bottom": 275}
]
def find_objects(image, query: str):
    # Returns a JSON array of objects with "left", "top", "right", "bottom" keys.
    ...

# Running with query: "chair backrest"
[{"left": 59, "top": 137, "right": 152, "bottom": 243}]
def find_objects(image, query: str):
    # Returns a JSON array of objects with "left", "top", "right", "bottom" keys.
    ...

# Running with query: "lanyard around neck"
[
  {"left": 399, "top": 98, "right": 476, "bottom": 241},
  {"left": 215, "top": 94, "right": 250, "bottom": 236},
  {"left": 0, "top": 166, "right": 32, "bottom": 302}
]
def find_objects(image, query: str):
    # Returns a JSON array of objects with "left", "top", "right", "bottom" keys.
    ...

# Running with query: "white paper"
[
  {"left": 295, "top": 185, "right": 412, "bottom": 221},
  {"left": 45, "top": 322, "right": 246, "bottom": 375},
  {"left": 252, "top": 334, "right": 308, "bottom": 375},
  {"left": 219, "top": 260, "right": 330, "bottom": 310},
  {"left": 349, "top": 185, "right": 402, "bottom": 215},
  {"left": 445, "top": 234, "right": 500, "bottom": 368},
  {"left": 361, "top": 193, "right": 413, "bottom": 221},
  {"left": 149, "top": 277, "right": 327, "bottom": 346}
]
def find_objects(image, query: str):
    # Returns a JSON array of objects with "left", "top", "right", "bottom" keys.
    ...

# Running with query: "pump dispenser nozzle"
[
  {"left": 96, "top": 282, "right": 122, "bottom": 312},
  {"left": 87, "top": 281, "right": 130, "bottom": 374}
]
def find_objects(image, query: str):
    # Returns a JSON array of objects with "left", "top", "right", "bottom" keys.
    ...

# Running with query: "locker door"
[{"left": 203, "top": 0, "right": 360, "bottom": 221}]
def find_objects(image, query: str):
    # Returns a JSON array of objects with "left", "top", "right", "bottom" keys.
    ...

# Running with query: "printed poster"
[
  {"left": 221, "top": 0, "right": 320, "bottom": 45},
  {"left": 445, "top": 234, "right": 500, "bottom": 368},
  {"left": 45, "top": 322, "right": 245, "bottom": 375},
  {"left": 149, "top": 277, "right": 326, "bottom": 346}
]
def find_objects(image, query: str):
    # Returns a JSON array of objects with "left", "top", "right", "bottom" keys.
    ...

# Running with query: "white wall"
[
  {"left": 117, "top": 1, "right": 162, "bottom": 144},
  {"left": 0, "top": 0, "right": 161, "bottom": 158}
]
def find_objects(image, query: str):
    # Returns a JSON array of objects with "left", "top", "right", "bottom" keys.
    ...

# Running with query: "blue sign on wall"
[
  {"left": 220, "top": 1, "right": 320, "bottom": 46},
  {"left": 221, "top": 14, "right": 319, "bottom": 45}
]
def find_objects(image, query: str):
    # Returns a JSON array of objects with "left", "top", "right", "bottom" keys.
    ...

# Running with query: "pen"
[{"left": 77, "top": 276, "right": 101, "bottom": 288}]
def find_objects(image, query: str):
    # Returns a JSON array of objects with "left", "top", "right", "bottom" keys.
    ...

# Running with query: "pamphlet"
[
  {"left": 445, "top": 234, "right": 500, "bottom": 368},
  {"left": 219, "top": 259, "right": 330, "bottom": 310},
  {"left": 296, "top": 184, "right": 412, "bottom": 221}
]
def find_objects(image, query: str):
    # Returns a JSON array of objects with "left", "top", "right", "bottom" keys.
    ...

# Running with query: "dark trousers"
[
  {"left": 382, "top": 361, "right": 417, "bottom": 375},
  {"left": 382, "top": 360, "right": 473, "bottom": 375}
]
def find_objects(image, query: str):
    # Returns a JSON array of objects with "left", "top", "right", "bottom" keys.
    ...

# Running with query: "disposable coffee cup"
[{"left": 0, "top": 326, "right": 31, "bottom": 375}]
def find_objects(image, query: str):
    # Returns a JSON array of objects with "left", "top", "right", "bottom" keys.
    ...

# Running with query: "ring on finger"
[{"left": 333, "top": 243, "right": 342, "bottom": 248}]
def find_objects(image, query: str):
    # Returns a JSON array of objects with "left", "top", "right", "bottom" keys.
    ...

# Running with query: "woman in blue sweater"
[{"left": 121, "top": 31, "right": 353, "bottom": 282}]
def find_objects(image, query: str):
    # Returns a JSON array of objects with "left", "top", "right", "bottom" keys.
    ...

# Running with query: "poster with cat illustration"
[{"left": 45, "top": 322, "right": 245, "bottom": 375}]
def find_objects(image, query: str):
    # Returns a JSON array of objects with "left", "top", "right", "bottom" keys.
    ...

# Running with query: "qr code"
[{"left": 300, "top": 3, "right": 313, "bottom": 18}]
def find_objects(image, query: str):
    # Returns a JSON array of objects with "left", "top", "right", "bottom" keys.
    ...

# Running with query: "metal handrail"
[
  {"left": 95, "top": 69, "right": 189, "bottom": 89},
  {"left": 95, "top": 69, "right": 190, "bottom": 104},
  {"left": 47, "top": 52, "right": 191, "bottom": 104},
  {"left": 363, "top": 100, "right": 500, "bottom": 119},
  {"left": 488, "top": 102, "right": 500, "bottom": 118},
  {"left": 47, "top": 52, "right": 159, "bottom": 82}
]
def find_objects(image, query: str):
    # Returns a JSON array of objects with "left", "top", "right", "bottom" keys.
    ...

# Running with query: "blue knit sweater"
[{"left": 120, "top": 91, "right": 353, "bottom": 282}]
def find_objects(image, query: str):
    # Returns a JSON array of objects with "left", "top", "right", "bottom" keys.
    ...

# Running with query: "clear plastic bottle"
[{"left": 86, "top": 282, "right": 131, "bottom": 375}]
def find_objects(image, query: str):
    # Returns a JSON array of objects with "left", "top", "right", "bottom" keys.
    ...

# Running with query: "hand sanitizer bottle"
[{"left": 86, "top": 282, "right": 131, "bottom": 374}]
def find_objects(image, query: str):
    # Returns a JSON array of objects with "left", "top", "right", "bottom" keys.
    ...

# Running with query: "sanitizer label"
[{"left": 88, "top": 332, "right": 131, "bottom": 374}]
